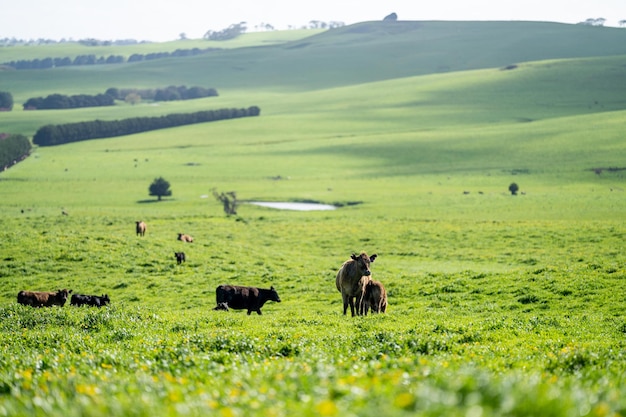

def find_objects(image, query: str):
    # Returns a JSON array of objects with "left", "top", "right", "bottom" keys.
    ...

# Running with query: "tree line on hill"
[
  {"left": 23, "top": 93, "right": 115, "bottom": 110},
  {"left": 32, "top": 106, "right": 261, "bottom": 146},
  {"left": 105, "top": 85, "right": 218, "bottom": 102},
  {"left": 0, "top": 134, "right": 31, "bottom": 171},
  {"left": 1, "top": 47, "right": 219, "bottom": 70},
  {"left": 15, "top": 85, "right": 218, "bottom": 110}
]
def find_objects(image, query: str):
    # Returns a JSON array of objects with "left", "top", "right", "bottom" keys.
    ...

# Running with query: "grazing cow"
[
  {"left": 17, "top": 289, "right": 73, "bottom": 308},
  {"left": 70, "top": 293, "right": 110, "bottom": 307},
  {"left": 364, "top": 280, "right": 387, "bottom": 314},
  {"left": 177, "top": 233, "right": 193, "bottom": 243},
  {"left": 335, "top": 252, "right": 378, "bottom": 316},
  {"left": 175, "top": 252, "right": 186, "bottom": 264},
  {"left": 213, "top": 285, "right": 281, "bottom": 315},
  {"left": 136, "top": 221, "right": 147, "bottom": 237}
]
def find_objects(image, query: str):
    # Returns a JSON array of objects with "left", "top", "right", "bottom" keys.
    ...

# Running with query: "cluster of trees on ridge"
[
  {"left": 0, "top": 134, "right": 31, "bottom": 170},
  {"left": 23, "top": 93, "right": 114, "bottom": 110},
  {"left": 19, "top": 85, "right": 217, "bottom": 110},
  {"left": 32, "top": 106, "right": 261, "bottom": 146},
  {"left": 105, "top": 86, "right": 218, "bottom": 102}
]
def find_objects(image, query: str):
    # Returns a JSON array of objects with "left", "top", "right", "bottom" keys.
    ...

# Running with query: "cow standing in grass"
[
  {"left": 136, "top": 221, "right": 147, "bottom": 237},
  {"left": 71, "top": 293, "right": 110, "bottom": 307},
  {"left": 364, "top": 280, "right": 387, "bottom": 314},
  {"left": 335, "top": 252, "right": 377, "bottom": 316},
  {"left": 214, "top": 285, "right": 281, "bottom": 315},
  {"left": 17, "top": 289, "right": 73, "bottom": 307},
  {"left": 175, "top": 252, "right": 186, "bottom": 264}
]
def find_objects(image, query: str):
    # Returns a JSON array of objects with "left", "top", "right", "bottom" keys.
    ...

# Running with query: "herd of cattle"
[
  {"left": 17, "top": 289, "right": 110, "bottom": 308},
  {"left": 18, "top": 221, "right": 386, "bottom": 316}
]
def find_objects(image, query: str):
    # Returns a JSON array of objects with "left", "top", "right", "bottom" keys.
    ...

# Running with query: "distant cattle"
[
  {"left": 136, "top": 221, "right": 147, "bottom": 236},
  {"left": 174, "top": 252, "right": 186, "bottom": 264},
  {"left": 364, "top": 280, "right": 387, "bottom": 314},
  {"left": 177, "top": 233, "right": 193, "bottom": 243},
  {"left": 70, "top": 293, "right": 110, "bottom": 308},
  {"left": 214, "top": 285, "right": 281, "bottom": 315},
  {"left": 17, "top": 289, "right": 73, "bottom": 308},
  {"left": 335, "top": 252, "right": 377, "bottom": 316}
]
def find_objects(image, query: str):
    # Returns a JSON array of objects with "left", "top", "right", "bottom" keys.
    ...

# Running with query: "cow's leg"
[
  {"left": 357, "top": 294, "right": 366, "bottom": 316},
  {"left": 349, "top": 297, "right": 355, "bottom": 317},
  {"left": 342, "top": 293, "right": 350, "bottom": 315},
  {"left": 256, "top": 309, "right": 262, "bottom": 315}
]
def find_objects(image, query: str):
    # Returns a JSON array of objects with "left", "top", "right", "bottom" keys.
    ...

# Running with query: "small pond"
[{"left": 248, "top": 201, "right": 336, "bottom": 211}]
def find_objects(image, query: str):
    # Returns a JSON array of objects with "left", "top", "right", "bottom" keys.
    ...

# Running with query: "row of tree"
[
  {"left": 2, "top": 48, "right": 217, "bottom": 70},
  {"left": 0, "top": 134, "right": 31, "bottom": 170},
  {"left": 105, "top": 85, "right": 218, "bottom": 102},
  {"left": 24, "top": 93, "right": 114, "bottom": 110},
  {"left": 32, "top": 106, "right": 261, "bottom": 146},
  {"left": 20, "top": 85, "right": 218, "bottom": 110}
]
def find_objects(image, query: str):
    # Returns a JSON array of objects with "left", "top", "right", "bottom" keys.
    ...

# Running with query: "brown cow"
[
  {"left": 17, "top": 289, "right": 73, "bottom": 307},
  {"left": 213, "top": 285, "right": 281, "bottom": 315},
  {"left": 177, "top": 233, "right": 193, "bottom": 243},
  {"left": 335, "top": 252, "right": 377, "bottom": 316},
  {"left": 136, "top": 221, "right": 146, "bottom": 236},
  {"left": 364, "top": 280, "right": 387, "bottom": 314}
]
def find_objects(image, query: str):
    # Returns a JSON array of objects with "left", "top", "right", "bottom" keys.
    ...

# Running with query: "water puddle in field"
[{"left": 248, "top": 201, "right": 337, "bottom": 211}]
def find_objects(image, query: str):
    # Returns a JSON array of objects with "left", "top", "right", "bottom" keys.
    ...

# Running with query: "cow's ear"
[
  {"left": 351, "top": 253, "right": 358, "bottom": 260},
  {"left": 270, "top": 286, "right": 275, "bottom": 290},
  {"left": 370, "top": 254, "right": 377, "bottom": 262},
  {"left": 69, "top": 289, "right": 73, "bottom": 293}
]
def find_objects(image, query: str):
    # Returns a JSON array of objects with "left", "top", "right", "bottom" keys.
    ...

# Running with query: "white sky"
[{"left": 1, "top": 0, "right": 625, "bottom": 42}]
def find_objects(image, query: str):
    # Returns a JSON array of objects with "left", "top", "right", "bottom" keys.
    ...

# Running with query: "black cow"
[
  {"left": 213, "top": 285, "right": 281, "bottom": 315},
  {"left": 174, "top": 252, "right": 186, "bottom": 264},
  {"left": 70, "top": 293, "right": 110, "bottom": 307}
]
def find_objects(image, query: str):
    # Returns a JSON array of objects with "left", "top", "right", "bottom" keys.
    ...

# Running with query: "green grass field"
[{"left": 0, "top": 21, "right": 625, "bottom": 416}]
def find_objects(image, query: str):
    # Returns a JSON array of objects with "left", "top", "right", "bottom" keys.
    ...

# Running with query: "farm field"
[{"left": 0, "top": 21, "right": 626, "bottom": 416}]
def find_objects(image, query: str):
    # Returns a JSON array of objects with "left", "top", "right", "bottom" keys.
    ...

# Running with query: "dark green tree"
[
  {"left": 0, "top": 91, "right": 13, "bottom": 110},
  {"left": 508, "top": 182, "right": 519, "bottom": 195},
  {"left": 149, "top": 177, "right": 172, "bottom": 201}
]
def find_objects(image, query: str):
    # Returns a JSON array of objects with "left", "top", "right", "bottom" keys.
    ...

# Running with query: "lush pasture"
[{"left": 1, "top": 21, "right": 626, "bottom": 416}]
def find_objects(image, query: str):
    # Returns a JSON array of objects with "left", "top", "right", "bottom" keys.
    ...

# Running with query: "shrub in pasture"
[{"left": 212, "top": 188, "right": 238, "bottom": 215}]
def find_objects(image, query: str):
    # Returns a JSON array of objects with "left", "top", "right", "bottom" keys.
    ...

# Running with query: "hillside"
[{"left": 3, "top": 21, "right": 626, "bottom": 101}]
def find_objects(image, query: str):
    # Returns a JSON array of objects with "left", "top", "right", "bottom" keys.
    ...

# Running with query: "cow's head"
[
  {"left": 269, "top": 286, "right": 281, "bottom": 303},
  {"left": 351, "top": 252, "right": 377, "bottom": 276},
  {"left": 55, "top": 289, "right": 72, "bottom": 305},
  {"left": 101, "top": 294, "right": 110, "bottom": 305}
]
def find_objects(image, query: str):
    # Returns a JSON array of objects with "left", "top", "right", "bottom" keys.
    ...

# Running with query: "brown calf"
[
  {"left": 136, "top": 221, "right": 147, "bottom": 236},
  {"left": 364, "top": 280, "right": 387, "bottom": 314},
  {"left": 177, "top": 233, "right": 193, "bottom": 243}
]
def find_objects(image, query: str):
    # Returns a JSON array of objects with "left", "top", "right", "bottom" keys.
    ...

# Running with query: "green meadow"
[{"left": 0, "top": 21, "right": 625, "bottom": 416}]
